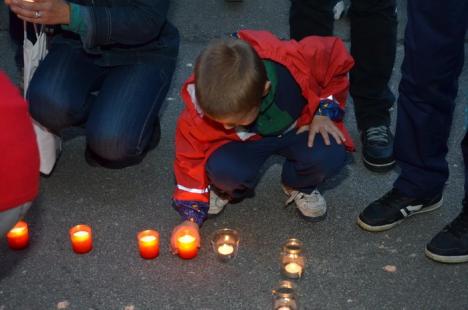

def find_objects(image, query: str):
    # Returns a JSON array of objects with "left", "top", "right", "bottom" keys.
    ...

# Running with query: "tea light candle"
[
  {"left": 211, "top": 228, "right": 239, "bottom": 262},
  {"left": 176, "top": 234, "right": 198, "bottom": 259},
  {"left": 69, "top": 225, "right": 93, "bottom": 254},
  {"left": 7, "top": 220, "right": 29, "bottom": 250},
  {"left": 137, "top": 230, "right": 159, "bottom": 259},
  {"left": 284, "top": 262, "right": 303, "bottom": 276},
  {"left": 217, "top": 243, "right": 234, "bottom": 256}
]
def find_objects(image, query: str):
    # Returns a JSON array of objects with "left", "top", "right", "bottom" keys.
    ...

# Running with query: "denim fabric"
[
  {"left": 393, "top": 0, "right": 468, "bottom": 199},
  {"left": 289, "top": 0, "right": 397, "bottom": 130},
  {"left": 28, "top": 43, "right": 176, "bottom": 167},
  {"left": 206, "top": 131, "right": 347, "bottom": 200},
  {"left": 51, "top": 0, "right": 179, "bottom": 66}
]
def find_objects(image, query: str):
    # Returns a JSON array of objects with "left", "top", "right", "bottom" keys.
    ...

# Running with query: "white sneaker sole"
[
  {"left": 357, "top": 198, "right": 443, "bottom": 232},
  {"left": 424, "top": 248, "right": 468, "bottom": 264}
]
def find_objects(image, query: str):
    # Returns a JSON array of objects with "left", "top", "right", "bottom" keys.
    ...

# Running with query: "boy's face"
[
  {"left": 208, "top": 106, "right": 260, "bottom": 130},
  {"left": 206, "top": 80, "right": 271, "bottom": 130}
]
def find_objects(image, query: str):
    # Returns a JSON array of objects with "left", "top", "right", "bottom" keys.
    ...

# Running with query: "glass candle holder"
[
  {"left": 211, "top": 228, "right": 240, "bottom": 262},
  {"left": 280, "top": 239, "right": 305, "bottom": 279},
  {"left": 69, "top": 224, "right": 93, "bottom": 254},
  {"left": 137, "top": 230, "right": 160, "bottom": 259},
  {"left": 7, "top": 220, "right": 29, "bottom": 250},
  {"left": 272, "top": 280, "right": 298, "bottom": 310}
]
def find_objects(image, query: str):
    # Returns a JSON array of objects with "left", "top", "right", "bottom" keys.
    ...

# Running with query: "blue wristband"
[{"left": 316, "top": 99, "right": 344, "bottom": 121}]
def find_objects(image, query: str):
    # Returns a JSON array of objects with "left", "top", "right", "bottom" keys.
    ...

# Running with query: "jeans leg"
[
  {"left": 85, "top": 57, "right": 176, "bottom": 167},
  {"left": 289, "top": 0, "right": 334, "bottom": 40},
  {"left": 349, "top": 0, "right": 397, "bottom": 130},
  {"left": 206, "top": 139, "right": 275, "bottom": 200},
  {"left": 28, "top": 44, "right": 107, "bottom": 133},
  {"left": 279, "top": 132, "right": 347, "bottom": 194},
  {"left": 393, "top": 0, "right": 468, "bottom": 199},
  {"left": 463, "top": 131, "right": 468, "bottom": 196}
]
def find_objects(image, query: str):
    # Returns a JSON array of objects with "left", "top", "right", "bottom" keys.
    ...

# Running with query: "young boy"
[
  {"left": 0, "top": 72, "right": 39, "bottom": 237},
  {"left": 170, "top": 30, "right": 354, "bottom": 251}
]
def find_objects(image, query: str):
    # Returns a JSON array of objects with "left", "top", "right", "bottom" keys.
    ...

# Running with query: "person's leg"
[
  {"left": 85, "top": 57, "right": 176, "bottom": 168},
  {"left": 279, "top": 131, "right": 346, "bottom": 194},
  {"left": 0, "top": 202, "right": 32, "bottom": 238},
  {"left": 278, "top": 131, "right": 346, "bottom": 220},
  {"left": 205, "top": 139, "right": 275, "bottom": 201},
  {"left": 358, "top": 0, "right": 468, "bottom": 233},
  {"left": 426, "top": 130, "right": 468, "bottom": 263},
  {"left": 349, "top": 0, "right": 397, "bottom": 172},
  {"left": 289, "top": 0, "right": 334, "bottom": 40},
  {"left": 28, "top": 44, "right": 107, "bottom": 133}
]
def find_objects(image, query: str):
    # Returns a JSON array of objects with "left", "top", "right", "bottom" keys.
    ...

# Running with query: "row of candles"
[
  {"left": 7, "top": 221, "right": 304, "bottom": 309},
  {"left": 5, "top": 221, "right": 240, "bottom": 261}
]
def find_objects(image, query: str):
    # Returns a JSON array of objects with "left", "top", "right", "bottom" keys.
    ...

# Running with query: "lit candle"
[
  {"left": 176, "top": 234, "right": 198, "bottom": 259},
  {"left": 7, "top": 220, "right": 29, "bottom": 250},
  {"left": 217, "top": 243, "right": 234, "bottom": 256},
  {"left": 211, "top": 228, "right": 239, "bottom": 262},
  {"left": 284, "top": 262, "right": 303, "bottom": 276},
  {"left": 137, "top": 230, "right": 159, "bottom": 259},
  {"left": 69, "top": 225, "right": 93, "bottom": 254}
]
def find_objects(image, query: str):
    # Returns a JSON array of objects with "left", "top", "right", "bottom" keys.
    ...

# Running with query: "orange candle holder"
[
  {"left": 137, "top": 230, "right": 160, "bottom": 259},
  {"left": 7, "top": 220, "right": 29, "bottom": 250},
  {"left": 69, "top": 225, "right": 93, "bottom": 254},
  {"left": 176, "top": 231, "right": 198, "bottom": 259}
]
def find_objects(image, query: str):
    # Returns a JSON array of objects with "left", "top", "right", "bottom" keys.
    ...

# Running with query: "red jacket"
[
  {"left": 0, "top": 72, "right": 40, "bottom": 212},
  {"left": 173, "top": 30, "right": 354, "bottom": 205}
]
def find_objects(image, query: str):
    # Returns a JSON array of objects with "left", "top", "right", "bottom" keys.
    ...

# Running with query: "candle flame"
[
  {"left": 178, "top": 234, "right": 195, "bottom": 243},
  {"left": 284, "top": 262, "right": 302, "bottom": 274},
  {"left": 73, "top": 231, "right": 90, "bottom": 241},
  {"left": 140, "top": 235, "right": 157, "bottom": 243},
  {"left": 217, "top": 244, "right": 234, "bottom": 255}
]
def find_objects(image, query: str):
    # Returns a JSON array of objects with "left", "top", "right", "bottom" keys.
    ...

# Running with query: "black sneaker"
[
  {"left": 361, "top": 125, "right": 395, "bottom": 172},
  {"left": 357, "top": 188, "right": 443, "bottom": 232},
  {"left": 425, "top": 198, "right": 468, "bottom": 264}
]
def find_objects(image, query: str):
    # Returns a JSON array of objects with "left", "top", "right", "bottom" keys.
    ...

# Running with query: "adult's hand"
[{"left": 6, "top": 0, "right": 70, "bottom": 25}]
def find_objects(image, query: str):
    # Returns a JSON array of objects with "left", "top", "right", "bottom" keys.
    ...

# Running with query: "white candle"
[
  {"left": 284, "top": 262, "right": 302, "bottom": 275},
  {"left": 217, "top": 243, "right": 234, "bottom": 255}
]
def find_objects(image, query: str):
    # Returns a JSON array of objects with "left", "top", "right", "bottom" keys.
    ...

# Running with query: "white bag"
[{"left": 23, "top": 22, "right": 61, "bottom": 175}]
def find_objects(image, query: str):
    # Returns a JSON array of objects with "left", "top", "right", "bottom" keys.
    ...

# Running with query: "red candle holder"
[
  {"left": 69, "top": 225, "right": 93, "bottom": 254},
  {"left": 7, "top": 220, "right": 29, "bottom": 250},
  {"left": 176, "top": 232, "right": 198, "bottom": 259},
  {"left": 137, "top": 230, "right": 160, "bottom": 259}
]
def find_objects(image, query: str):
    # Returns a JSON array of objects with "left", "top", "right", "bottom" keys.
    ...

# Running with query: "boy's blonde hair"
[{"left": 194, "top": 38, "right": 267, "bottom": 118}]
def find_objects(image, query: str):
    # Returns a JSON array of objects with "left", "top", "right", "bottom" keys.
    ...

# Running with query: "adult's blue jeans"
[
  {"left": 28, "top": 43, "right": 176, "bottom": 168},
  {"left": 205, "top": 131, "right": 347, "bottom": 200},
  {"left": 393, "top": 0, "right": 468, "bottom": 198}
]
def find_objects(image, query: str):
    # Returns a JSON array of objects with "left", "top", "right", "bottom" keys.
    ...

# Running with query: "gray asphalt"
[{"left": 1, "top": 1, "right": 468, "bottom": 309}]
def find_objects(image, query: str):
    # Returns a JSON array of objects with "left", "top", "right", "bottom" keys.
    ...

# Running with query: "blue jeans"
[
  {"left": 28, "top": 44, "right": 176, "bottom": 168},
  {"left": 206, "top": 131, "right": 347, "bottom": 200},
  {"left": 393, "top": 0, "right": 468, "bottom": 198}
]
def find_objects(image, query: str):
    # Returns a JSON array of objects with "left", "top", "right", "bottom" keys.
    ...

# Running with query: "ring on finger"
[{"left": 34, "top": 11, "right": 41, "bottom": 18}]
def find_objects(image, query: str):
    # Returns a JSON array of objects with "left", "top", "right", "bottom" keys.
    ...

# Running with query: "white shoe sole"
[
  {"left": 357, "top": 198, "right": 443, "bottom": 232},
  {"left": 424, "top": 248, "right": 468, "bottom": 264}
]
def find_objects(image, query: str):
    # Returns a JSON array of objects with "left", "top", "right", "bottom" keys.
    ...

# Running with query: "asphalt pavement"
[{"left": 1, "top": 1, "right": 468, "bottom": 309}]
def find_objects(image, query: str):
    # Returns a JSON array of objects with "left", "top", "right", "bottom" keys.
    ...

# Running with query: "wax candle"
[
  {"left": 176, "top": 234, "right": 198, "bottom": 259},
  {"left": 280, "top": 239, "right": 305, "bottom": 279},
  {"left": 284, "top": 262, "right": 303, "bottom": 276},
  {"left": 7, "top": 220, "right": 29, "bottom": 250},
  {"left": 69, "top": 225, "right": 93, "bottom": 254},
  {"left": 217, "top": 243, "right": 234, "bottom": 255},
  {"left": 137, "top": 230, "right": 159, "bottom": 259}
]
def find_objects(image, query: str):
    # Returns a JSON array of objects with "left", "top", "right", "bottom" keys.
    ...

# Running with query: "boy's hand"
[
  {"left": 170, "top": 220, "right": 200, "bottom": 254},
  {"left": 297, "top": 115, "right": 345, "bottom": 148}
]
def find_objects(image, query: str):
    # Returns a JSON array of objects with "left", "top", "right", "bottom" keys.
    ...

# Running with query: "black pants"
[
  {"left": 393, "top": 0, "right": 468, "bottom": 199},
  {"left": 289, "top": 0, "right": 397, "bottom": 130}
]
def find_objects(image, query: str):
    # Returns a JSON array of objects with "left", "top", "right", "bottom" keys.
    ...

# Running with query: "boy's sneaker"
[
  {"left": 425, "top": 198, "right": 468, "bottom": 264},
  {"left": 208, "top": 189, "right": 229, "bottom": 216},
  {"left": 357, "top": 188, "right": 443, "bottom": 232},
  {"left": 361, "top": 125, "right": 395, "bottom": 173},
  {"left": 282, "top": 186, "right": 327, "bottom": 221}
]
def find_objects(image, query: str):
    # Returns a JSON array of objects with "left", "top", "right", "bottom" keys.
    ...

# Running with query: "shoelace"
[
  {"left": 444, "top": 209, "right": 468, "bottom": 238},
  {"left": 285, "top": 190, "right": 321, "bottom": 207},
  {"left": 366, "top": 126, "right": 389, "bottom": 145}
]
